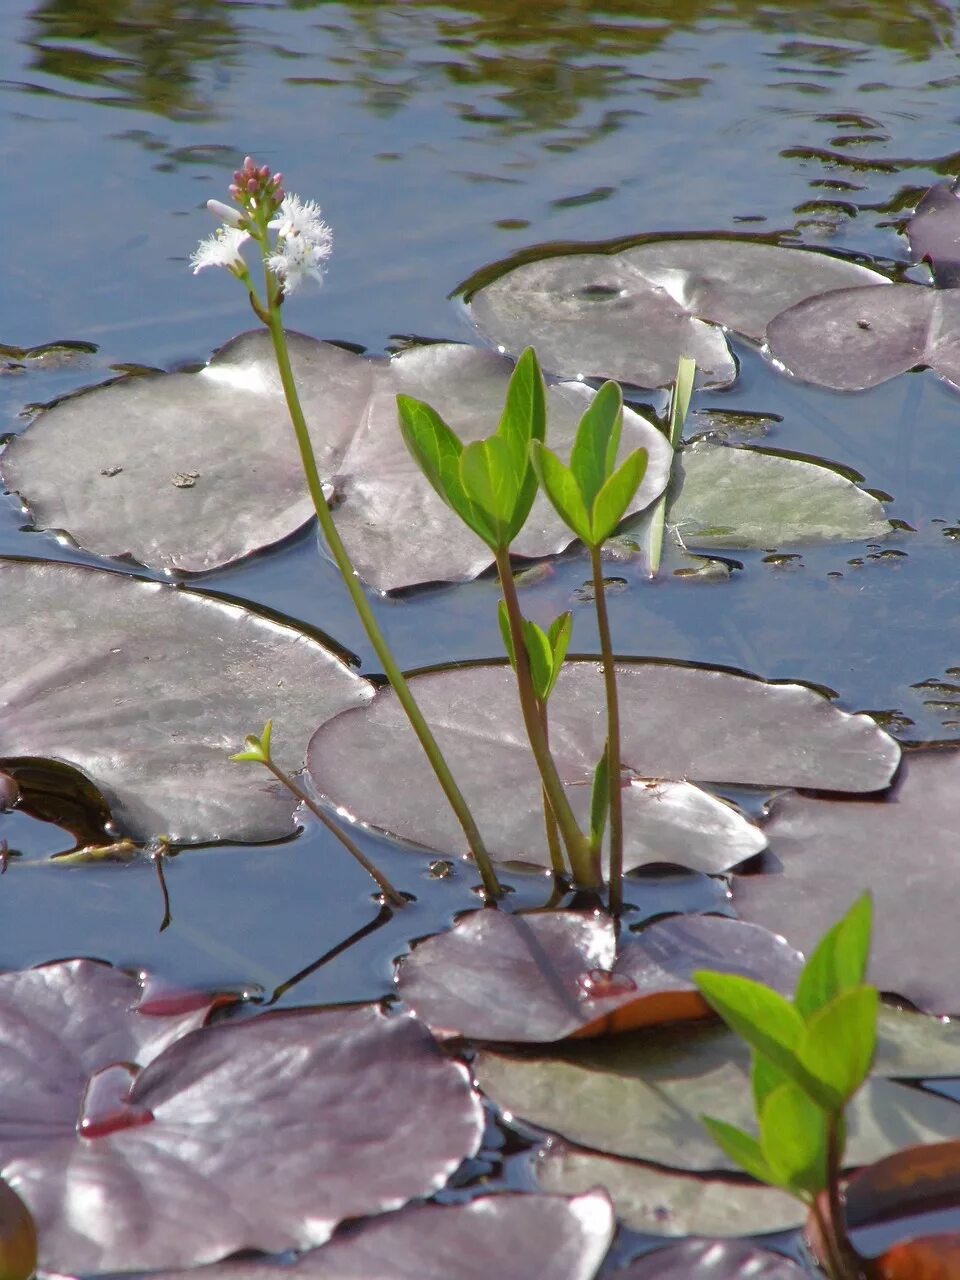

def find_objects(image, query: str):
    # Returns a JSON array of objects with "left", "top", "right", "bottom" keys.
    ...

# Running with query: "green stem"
[
  {"left": 495, "top": 549, "right": 598, "bottom": 887},
  {"left": 589, "top": 545, "right": 625, "bottom": 914},
  {"left": 824, "top": 1115, "right": 862, "bottom": 1279},
  {"left": 538, "top": 704, "right": 566, "bottom": 878},
  {"left": 262, "top": 304, "right": 503, "bottom": 902},
  {"left": 808, "top": 1195, "right": 846, "bottom": 1280},
  {"left": 261, "top": 757, "right": 406, "bottom": 906}
]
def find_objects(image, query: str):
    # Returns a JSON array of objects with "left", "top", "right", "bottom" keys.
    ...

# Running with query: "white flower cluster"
[
  {"left": 190, "top": 193, "right": 333, "bottom": 294},
  {"left": 267, "top": 195, "right": 334, "bottom": 294}
]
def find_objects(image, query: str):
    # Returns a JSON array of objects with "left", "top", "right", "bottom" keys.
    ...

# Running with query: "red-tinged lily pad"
[
  {"left": 307, "top": 659, "right": 899, "bottom": 871},
  {"left": 0, "top": 333, "right": 671, "bottom": 591},
  {"left": 610, "top": 1239, "right": 808, "bottom": 1278},
  {"left": 0, "top": 1177, "right": 36, "bottom": 1280},
  {"left": 845, "top": 1140, "right": 960, "bottom": 1231},
  {"left": 765, "top": 283, "right": 960, "bottom": 392},
  {"left": 535, "top": 1143, "right": 803, "bottom": 1237},
  {"left": 466, "top": 238, "right": 886, "bottom": 389},
  {"left": 870, "top": 1236, "right": 960, "bottom": 1279},
  {"left": 0, "top": 560, "right": 372, "bottom": 845},
  {"left": 0, "top": 961, "right": 482, "bottom": 1273},
  {"left": 908, "top": 180, "right": 960, "bottom": 288},
  {"left": 397, "top": 911, "right": 802, "bottom": 1043},
  {"left": 146, "top": 1190, "right": 615, "bottom": 1280},
  {"left": 733, "top": 749, "right": 960, "bottom": 1015}
]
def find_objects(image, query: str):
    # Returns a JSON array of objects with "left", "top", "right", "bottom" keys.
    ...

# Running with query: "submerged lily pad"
[
  {"left": 307, "top": 660, "right": 899, "bottom": 870},
  {"left": 536, "top": 1145, "right": 803, "bottom": 1238},
  {"left": 765, "top": 284, "right": 960, "bottom": 391},
  {"left": 733, "top": 750, "right": 960, "bottom": 1015},
  {"left": 148, "top": 1191, "right": 615, "bottom": 1280},
  {"left": 0, "top": 333, "right": 671, "bottom": 591},
  {"left": 657, "top": 441, "right": 892, "bottom": 548},
  {"left": 0, "top": 961, "right": 482, "bottom": 1273},
  {"left": 397, "top": 912, "right": 802, "bottom": 1043},
  {"left": 467, "top": 239, "right": 887, "bottom": 388},
  {"left": 475, "top": 1021, "right": 960, "bottom": 1174},
  {"left": 0, "top": 560, "right": 372, "bottom": 844},
  {"left": 609, "top": 1238, "right": 808, "bottom": 1277}
]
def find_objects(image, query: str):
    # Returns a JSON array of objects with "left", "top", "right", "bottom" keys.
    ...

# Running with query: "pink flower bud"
[
  {"left": 272, "top": 173, "right": 283, "bottom": 187},
  {"left": 242, "top": 155, "right": 256, "bottom": 173},
  {"left": 258, "top": 165, "right": 270, "bottom": 180},
  {"left": 246, "top": 177, "right": 258, "bottom": 194}
]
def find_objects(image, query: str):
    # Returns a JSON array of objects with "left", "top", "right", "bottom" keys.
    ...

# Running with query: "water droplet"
[
  {"left": 577, "top": 968, "right": 637, "bottom": 999},
  {"left": 77, "top": 1063, "right": 154, "bottom": 1139}
]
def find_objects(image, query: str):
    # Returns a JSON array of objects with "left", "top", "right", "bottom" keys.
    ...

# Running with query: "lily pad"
[
  {"left": 733, "top": 750, "right": 960, "bottom": 1015},
  {"left": 474, "top": 1021, "right": 960, "bottom": 1173},
  {"left": 907, "top": 179, "right": 960, "bottom": 288},
  {"left": 306, "top": 659, "right": 899, "bottom": 869},
  {"left": 844, "top": 1140, "right": 960, "bottom": 1229},
  {"left": 467, "top": 239, "right": 887, "bottom": 389},
  {"left": 535, "top": 1145, "right": 803, "bottom": 1238},
  {"left": 608, "top": 1239, "right": 808, "bottom": 1278},
  {"left": 0, "top": 333, "right": 672, "bottom": 591},
  {"left": 655, "top": 441, "right": 892, "bottom": 548},
  {"left": 0, "top": 960, "right": 482, "bottom": 1273},
  {"left": 147, "top": 1190, "right": 615, "bottom": 1280},
  {"left": 397, "top": 911, "right": 802, "bottom": 1043},
  {"left": 765, "top": 283, "right": 960, "bottom": 391},
  {"left": 0, "top": 560, "right": 372, "bottom": 844}
]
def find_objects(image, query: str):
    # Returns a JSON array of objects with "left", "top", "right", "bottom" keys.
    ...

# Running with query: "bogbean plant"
[
  {"left": 694, "top": 894, "right": 878, "bottom": 1280},
  {"left": 195, "top": 164, "right": 883, "bottom": 1273},
  {"left": 195, "top": 157, "right": 678, "bottom": 910}
]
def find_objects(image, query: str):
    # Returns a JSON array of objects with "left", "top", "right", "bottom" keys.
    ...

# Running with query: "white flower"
[
  {"left": 268, "top": 193, "right": 333, "bottom": 248},
  {"left": 267, "top": 229, "right": 332, "bottom": 293},
  {"left": 190, "top": 225, "right": 250, "bottom": 275}
]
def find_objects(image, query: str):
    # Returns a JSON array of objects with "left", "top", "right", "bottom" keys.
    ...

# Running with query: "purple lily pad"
[
  {"left": 0, "top": 560, "right": 372, "bottom": 844},
  {"left": 146, "top": 1190, "right": 615, "bottom": 1280},
  {"left": 907, "top": 179, "right": 960, "bottom": 287},
  {"left": 765, "top": 283, "right": 960, "bottom": 391},
  {"left": 467, "top": 239, "right": 887, "bottom": 389},
  {"left": 306, "top": 660, "right": 899, "bottom": 871},
  {"left": 733, "top": 748, "right": 960, "bottom": 1015},
  {"left": 0, "top": 334, "right": 671, "bottom": 592},
  {"left": 0, "top": 960, "right": 482, "bottom": 1273},
  {"left": 397, "top": 911, "right": 802, "bottom": 1043}
]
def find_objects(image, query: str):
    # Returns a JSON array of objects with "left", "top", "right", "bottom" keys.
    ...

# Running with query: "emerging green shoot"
[
  {"left": 694, "top": 893, "right": 877, "bottom": 1280},
  {"left": 232, "top": 721, "right": 407, "bottom": 907},
  {"left": 645, "top": 355, "right": 695, "bottom": 577},
  {"left": 398, "top": 347, "right": 546, "bottom": 554}
]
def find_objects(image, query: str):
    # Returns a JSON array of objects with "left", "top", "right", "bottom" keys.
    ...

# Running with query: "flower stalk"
[{"left": 196, "top": 157, "right": 503, "bottom": 902}]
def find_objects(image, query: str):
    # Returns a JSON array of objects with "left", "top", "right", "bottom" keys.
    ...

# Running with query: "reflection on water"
[
  {"left": 22, "top": 0, "right": 239, "bottom": 119},
  {"left": 21, "top": 0, "right": 958, "bottom": 130}
]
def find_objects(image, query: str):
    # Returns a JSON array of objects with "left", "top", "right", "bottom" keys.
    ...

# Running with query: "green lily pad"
[
  {"left": 535, "top": 1144, "right": 803, "bottom": 1237},
  {"left": 655, "top": 441, "right": 892, "bottom": 549},
  {"left": 475, "top": 1021, "right": 960, "bottom": 1173}
]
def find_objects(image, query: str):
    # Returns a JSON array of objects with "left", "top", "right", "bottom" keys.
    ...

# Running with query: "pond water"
[{"left": 2, "top": 0, "right": 960, "bottom": 1268}]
